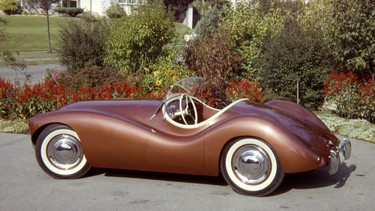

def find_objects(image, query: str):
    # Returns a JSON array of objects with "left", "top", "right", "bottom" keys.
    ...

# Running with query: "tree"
[
  {"left": 1, "top": 17, "right": 27, "bottom": 84},
  {"left": 329, "top": 0, "right": 375, "bottom": 81},
  {"left": 58, "top": 17, "right": 109, "bottom": 75},
  {"left": 105, "top": 0, "right": 175, "bottom": 75},
  {"left": 25, "top": 0, "right": 59, "bottom": 53},
  {"left": 220, "top": 0, "right": 287, "bottom": 79},
  {"left": 0, "top": 0, "right": 18, "bottom": 15}
]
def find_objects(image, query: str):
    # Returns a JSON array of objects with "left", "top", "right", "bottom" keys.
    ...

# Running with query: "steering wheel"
[{"left": 178, "top": 93, "right": 198, "bottom": 125}]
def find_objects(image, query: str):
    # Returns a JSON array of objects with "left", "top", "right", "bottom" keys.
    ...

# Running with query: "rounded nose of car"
[{"left": 328, "top": 138, "right": 352, "bottom": 175}]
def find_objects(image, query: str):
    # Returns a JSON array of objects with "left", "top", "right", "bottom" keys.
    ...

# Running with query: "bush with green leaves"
[
  {"left": 254, "top": 3, "right": 331, "bottom": 110},
  {"left": 104, "top": 0, "right": 175, "bottom": 75},
  {"left": 106, "top": 4, "right": 126, "bottom": 19},
  {"left": 140, "top": 48, "right": 193, "bottom": 93},
  {"left": 329, "top": 0, "right": 375, "bottom": 81},
  {"left": 0, "top": 0, "right": 18, "bottom": 15},
  {"left": 57, "top": 16, "right": 109, "bottom": 75},
  {"left": 54, "top": 6, "right": 83, "bottom": 17},
  {"left": 220, "top": 1, "right": 286, "bottom": 79}
]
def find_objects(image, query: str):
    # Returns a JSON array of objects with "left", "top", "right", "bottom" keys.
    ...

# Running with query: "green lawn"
[
  {"left": 0, "top": 15, "right": 192, "bottom": 58},
  {"left": 0, "top": 15, "right": 76, "bottom": 52}
]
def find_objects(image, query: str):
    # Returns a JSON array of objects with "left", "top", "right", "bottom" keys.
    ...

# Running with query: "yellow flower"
[
  {"left": 153, "top": 71, "right": 160, "bottom": 77},
  {"left": 172, "top": 76, "right": 178, "bottom": 82},
  {"left": 144, "top": 67, "right": 150, "bottom": 73},
  {"left": 155, "top": 79, "right": 162, "bottom": 87},
  {"left": 166, "top": 69, "right": 173, "bottom": 75}
]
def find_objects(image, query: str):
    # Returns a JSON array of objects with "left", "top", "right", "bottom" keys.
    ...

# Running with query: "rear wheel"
[
  {"left": 35, "top": 124, "right": 91, "bottom": 179},
  {"left": 220, "top": 138, "right": 284, "bottom": 196}
]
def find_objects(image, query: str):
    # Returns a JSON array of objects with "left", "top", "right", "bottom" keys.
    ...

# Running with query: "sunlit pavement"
[{"left": 0, "top": 133, "right": 373, "bottom": 210}]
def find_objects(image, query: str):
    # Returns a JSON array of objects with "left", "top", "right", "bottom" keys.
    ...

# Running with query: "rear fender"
[{"left": 203, "top": 115, "right": 323, "bottom": 176}]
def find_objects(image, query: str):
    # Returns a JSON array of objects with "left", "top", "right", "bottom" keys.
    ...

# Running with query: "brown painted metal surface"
[{"left": 29, "top": 96, "right": 339, "bottom": 176}]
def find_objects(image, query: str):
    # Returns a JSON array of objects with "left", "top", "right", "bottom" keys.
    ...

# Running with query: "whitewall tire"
[
  {"left": 220, "top": 138, "right": 284, "bottom": 196},
  {"left": 35, "top": 124, "right": 91, "bottom": 179}
]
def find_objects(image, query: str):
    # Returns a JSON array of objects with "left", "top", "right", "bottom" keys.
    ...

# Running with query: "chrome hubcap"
[
  {"left": 47, "top": 134, "right": 83, "bottom": 170},
  {"left": 233, "top": 145, "right": 271, "bottom": 185}
]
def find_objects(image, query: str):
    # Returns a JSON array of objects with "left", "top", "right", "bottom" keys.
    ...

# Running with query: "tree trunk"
[{"left": 46, "top": 10, "right": 52, "bottom": 53}]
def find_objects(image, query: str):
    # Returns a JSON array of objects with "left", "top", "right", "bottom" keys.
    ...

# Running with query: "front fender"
[{"left": 29, "top": 110, "right": 150, "bottom": 171}]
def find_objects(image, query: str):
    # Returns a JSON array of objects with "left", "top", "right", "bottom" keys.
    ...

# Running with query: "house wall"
[{"left": 79, "top": 0, "right": 111, "bottom": 16}]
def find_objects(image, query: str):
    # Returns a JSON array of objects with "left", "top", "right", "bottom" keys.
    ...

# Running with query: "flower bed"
[
  {"left": 0, "top": 77, "right": 265, "bottom": 120},
  {"left": 323, "top": 71, "right": 375, "bottom": 123}
]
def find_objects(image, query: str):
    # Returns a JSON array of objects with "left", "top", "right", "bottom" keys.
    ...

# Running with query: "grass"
[
  {"left": 0, "top": 15, "right": 75, "bottom": 52},
  {"left": 0, "top": 15, "right": 192, "bottom": 63}
]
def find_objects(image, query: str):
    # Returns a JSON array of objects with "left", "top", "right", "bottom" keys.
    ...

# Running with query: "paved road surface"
[
  {"left": 0, "top": 133, "right": 373, "bottom": 210},
  {"left": 0, "top": 64, "right": 65, "bottom": 84}
]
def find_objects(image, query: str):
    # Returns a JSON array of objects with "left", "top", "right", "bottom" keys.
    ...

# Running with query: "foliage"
[
  {"left": 163, "top": 0, "right": 194, "bottom": 21},
  {"left": 1, "top": 75, "right": 267, "bottom": 120},
  {"left": 57, "top": 17, "right": 109, "bottom": 75},
  {"left": 329, "top": 0, "right": 375, "bottom": 80},
  {"left": 105, "top": 0, "right": 175, "bottom": 75},
  {"left": 323, "top": 71, "right": 375, "bottom": 123},
  {"left": 0, "top": 76, "right": 140, "bottom": 119},
  {"left": 226, "top": 80, "right": 267, "bottom": 103},
  {"left": 255, "top": 11, "right": 331, "bottom": 110},
  {"left": 25, "top": 0, "right": 59, "bottom": 12},
  {"left": 185, "top": 29, "right": 243, "bottom": 108},
  {"left": 54, "top": 6, "right": 84, "bottom": 17},
  {"left": 0, "top": 16, "right": 27, "bottom": 84},
  {"left": 56, "top": 65, "right": 121, "bottom": 90},
  {"left": 0, "top": 0, "right": 21, "bottom": 15},
  {"left": 140, "top": 49, "right": 193, "bottom": 93},
  {"left": 106, "top": 4, "right": 126, "bottom": 19},
  {"left": 316, "top": 111, "right": 375, "bottom": 143},
  {"left": 220, "top": 1, "right": 287, "bottom": 78}
]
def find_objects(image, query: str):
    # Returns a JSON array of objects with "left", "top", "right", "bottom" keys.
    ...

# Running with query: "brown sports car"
[{"left": 29, "top": 77, "right": 351, "bottom": 196}]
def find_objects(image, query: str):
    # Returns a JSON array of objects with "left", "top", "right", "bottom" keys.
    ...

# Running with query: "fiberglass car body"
[{"left": 29, "top": 77, "right": 351, "bottom": 196}]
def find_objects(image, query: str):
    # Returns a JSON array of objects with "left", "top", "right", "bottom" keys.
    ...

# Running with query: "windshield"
[{"left": 164, "top": 77, "right": 205, "bottom": 102}]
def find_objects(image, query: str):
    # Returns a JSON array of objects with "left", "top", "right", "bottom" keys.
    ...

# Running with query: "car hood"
[{"left": 59, "top": 99, "right": 161, "bottom": 123}]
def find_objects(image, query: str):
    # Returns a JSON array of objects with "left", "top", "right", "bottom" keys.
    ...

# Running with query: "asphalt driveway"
[
  {"left": 0, "top": 133, "right": 373, "bottom": 210},
  {"left": 0, "top": 64, "right": 65, "bottom": 84}
]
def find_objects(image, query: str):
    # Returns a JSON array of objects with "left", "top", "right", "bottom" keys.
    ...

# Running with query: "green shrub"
[
  {"left": 255, "top": 16, "right": 330, "bottom": 110},
  {"left": 220, "top": 1, "right": 286, "bottom": 79},
  {"left": 57, "top": 17, "right": 109, "bottom": 75},
  {"left": 0, "top": 0, "right": 18, "bottom": 15},
  {"left": 140, "top": 48, "right": 193, "bottom": 93},
  {"left": 106, "top": 4, "right": 126, "bottom": 19},
  {"left": 329, "top": 0, "right": 375, "bottom": 81},
  {"left": 54, "top": 6, "right": 83, "bottom": 17},
  {"left": 104, "top": 0, "right": 175, "bottom": 75}
]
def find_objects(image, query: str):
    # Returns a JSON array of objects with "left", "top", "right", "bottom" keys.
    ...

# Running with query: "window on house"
[{"left": 119, "top": 0, "right": 145, "bottom": 4}]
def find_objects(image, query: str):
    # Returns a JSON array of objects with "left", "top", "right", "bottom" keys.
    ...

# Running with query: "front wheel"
[
  {"left": 220, "top": 138, "right": 284, "bottom": 196},
  {"left": 35, "top": 124, "right": 91, "bottom": 179}
]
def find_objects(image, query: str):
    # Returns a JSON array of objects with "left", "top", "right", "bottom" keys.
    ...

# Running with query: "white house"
[
  {"left": 17, "top": 0, "right": 195, "bottom": 28},
  {"left": 71, "top": 0, "right": 194, "bottom": 28}
]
